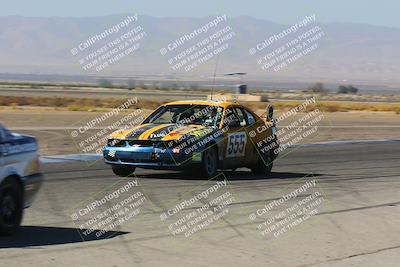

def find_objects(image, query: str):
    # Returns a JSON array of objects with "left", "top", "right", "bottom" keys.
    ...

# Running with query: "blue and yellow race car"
[{"left": 103, "top": 100, "right": 279, "bottom": 177}]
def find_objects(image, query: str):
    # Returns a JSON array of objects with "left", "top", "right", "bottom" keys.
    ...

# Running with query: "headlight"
[
  {"left": 107, "top": 139, "right": 115, "bottom": 146},
  {"left": 107, "top": 139, "right": 124, "bottom": 147}
]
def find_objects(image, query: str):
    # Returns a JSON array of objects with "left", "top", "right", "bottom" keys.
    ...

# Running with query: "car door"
[
  {"left": 242, "top": 108, "right": 264, "bottom": 166},
  {"left": 221, "top": 106, "right": 250, "bottom": 168}
]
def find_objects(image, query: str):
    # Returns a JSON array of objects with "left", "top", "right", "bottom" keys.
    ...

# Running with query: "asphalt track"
[{"left": 1, "top": 141, "right": 400, "bottom": 267}]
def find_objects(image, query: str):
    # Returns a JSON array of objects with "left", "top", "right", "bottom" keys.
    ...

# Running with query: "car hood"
[{"left": 109, "top": 123, "right": 214, "bottom": 141}]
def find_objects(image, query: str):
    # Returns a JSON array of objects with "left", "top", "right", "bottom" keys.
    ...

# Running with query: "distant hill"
[{"left": 1, "top": 15, "right": 400, "bottom": 85}]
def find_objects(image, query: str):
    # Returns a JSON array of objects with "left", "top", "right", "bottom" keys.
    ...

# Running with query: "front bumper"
[
  {"left": 22, "top": 173, "right": 43, "bottom": 208},
  {"left": 103, "top": 145, "right": 198, "bottom": 170}
]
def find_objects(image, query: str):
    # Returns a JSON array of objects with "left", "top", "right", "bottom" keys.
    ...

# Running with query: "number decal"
[{"left": 226, "top": 132, "right": 247, "bottom": 158}]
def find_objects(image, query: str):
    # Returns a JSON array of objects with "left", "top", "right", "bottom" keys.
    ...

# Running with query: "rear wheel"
[
  {"left": 111, "top": 165, "right": 136, "bottom": 177},
  {"left": 251, "top": 151, "right": 273, "bottom": 177},
  {"left": 201, "top": 146, "right": 218, "bottom": 178},
  {"left": 0, "top": 177, "right": 23, "bottom": 236}
]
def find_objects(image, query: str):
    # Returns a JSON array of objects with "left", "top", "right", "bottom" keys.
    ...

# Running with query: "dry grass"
[
  {"left": 246, "top": 101, "right": 400, "bottom": 114},
  {"left": 0, "top": 95, "right": 399, "bottom": 113},
  {"left": 0, "top": 96, "right": 170, "bottom": 111}
]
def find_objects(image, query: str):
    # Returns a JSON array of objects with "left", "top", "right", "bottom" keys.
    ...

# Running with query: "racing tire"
[
  {"left": 111, "top": 165, "right": 136, "bottom": 177},
  {"left": 201, "top": 145, "right": 218, "bottom": 178},
  {"left": 0, "top": 177, "right": 23, "bottom": 236},
  {"left": 251, "top": 151, "right": 273, "bottom": 177}
]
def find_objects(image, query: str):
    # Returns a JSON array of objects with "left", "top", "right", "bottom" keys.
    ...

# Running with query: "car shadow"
[
  {"left": 225, "top": 171, "right": 322, "bottom": 181},
  {"left": 136, "top": 170, "right": 322, "bottom": 181},
  {"left": 0, "top": 226, "right": 128, "bottom": 248}
]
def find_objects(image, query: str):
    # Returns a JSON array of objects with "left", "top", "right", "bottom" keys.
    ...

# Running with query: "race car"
[
  {"left": 103, "top": 100, "right": 279, "bottom": 178},
  {"left": 0, "top": 124, "right": 43, "bottom": 235}
]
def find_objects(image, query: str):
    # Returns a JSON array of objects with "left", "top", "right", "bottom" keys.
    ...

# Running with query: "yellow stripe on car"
[
  {"left": 110, "top": 124, "right": 150, "bottom": 139},
  {"left": 138, "top": 124, "right": 172, "bottom": 140}
]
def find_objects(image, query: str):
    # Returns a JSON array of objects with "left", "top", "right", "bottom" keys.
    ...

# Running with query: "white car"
[{"left": 0, "top": 124, "right": 43, "bottom": 235}]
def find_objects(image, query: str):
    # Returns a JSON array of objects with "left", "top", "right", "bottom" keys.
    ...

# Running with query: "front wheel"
[
  {"left": 0, "top": 177, "right": 23, "bottom": 236},
  {"left": 201, "top": 146, "right": 218, "bottom": 178},
  {"left": 111, "top": 165, "right": 136, "bottom": 177}
]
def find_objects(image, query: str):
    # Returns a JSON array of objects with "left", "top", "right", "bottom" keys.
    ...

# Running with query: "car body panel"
[{"left": 0, "top": 125, "right": 43, "bottom": 208}]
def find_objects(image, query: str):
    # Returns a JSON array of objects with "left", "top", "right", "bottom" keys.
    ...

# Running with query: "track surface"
[{"left": 1, "top": 142, "right": 400, "bottom": 267}]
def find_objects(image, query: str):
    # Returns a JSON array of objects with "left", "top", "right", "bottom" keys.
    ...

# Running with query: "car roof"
[{"left": 163, "top": 100, "right": 239, "bottom": 108}]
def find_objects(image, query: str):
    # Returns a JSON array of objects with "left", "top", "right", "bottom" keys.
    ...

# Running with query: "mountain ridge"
[{"left": 1, "top": 14, "right": 399, "bottom": 84}]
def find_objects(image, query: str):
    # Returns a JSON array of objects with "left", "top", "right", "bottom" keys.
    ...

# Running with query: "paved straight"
[{"left": 1, "top": 142, "right": 399, "bottom": 267}]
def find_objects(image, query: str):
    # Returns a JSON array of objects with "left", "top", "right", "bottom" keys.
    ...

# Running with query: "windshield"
[{"left": 143, "top": 105, "right": 223, "bottom": 127}]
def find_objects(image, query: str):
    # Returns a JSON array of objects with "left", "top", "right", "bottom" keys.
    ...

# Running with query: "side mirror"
[{"left": 266, "top": 105, "right": 274, "bottom": 122}]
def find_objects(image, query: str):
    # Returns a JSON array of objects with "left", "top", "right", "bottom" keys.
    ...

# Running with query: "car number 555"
[{"left": 226, "top": 132, "right": 247, "bottom": 158}]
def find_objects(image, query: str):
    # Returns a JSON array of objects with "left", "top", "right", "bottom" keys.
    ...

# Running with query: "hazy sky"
[{"left": 2, "top": 0, "right": 400, "bottom": 28}]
